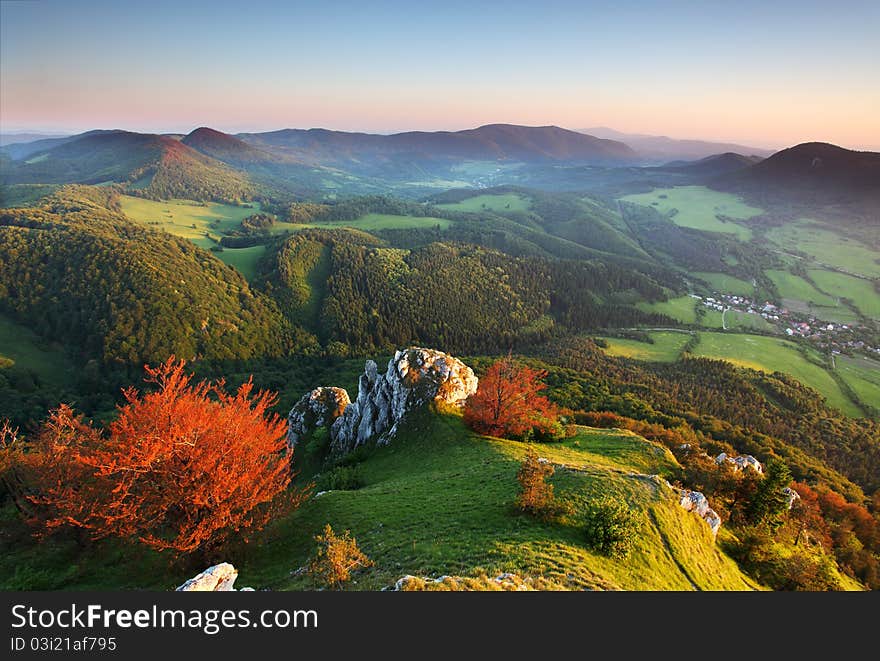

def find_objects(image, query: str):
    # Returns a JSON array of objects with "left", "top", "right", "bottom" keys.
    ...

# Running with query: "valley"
[{"left": 1, "top": 124, "right": 878, "bottom": 593}]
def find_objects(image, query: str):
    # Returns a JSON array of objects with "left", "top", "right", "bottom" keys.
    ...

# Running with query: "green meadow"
[
  {"left": 0, "top": 313, "right": 74, "bottom": 388},
  {"left": 692, "top": 272, "right": 754, "bottom": 297},
  {"left": 700, "top": 309, "right": 774, "bottom": 331},
  {"left": 301, "top": 213, "right": 452, "bottom": 231},
  {"left": 436, "top": 193, "right": 531, "bottom": 213},
  {"left": 597, "top": 332, "right": 691, "bottom": 362},
  {"left": 691, "top": 332, "right": 860, "bottom": 416},
  {"left": 808, "top": 269, "right": 880, "bottom": 319},
  {"left": 836, "top": 355, "right": 880, "bottom": 413},
  {"left": 621, "top": 186, "right": 760, "bottom": 240},
  {"left": 119, "top": 195, "right": 262, "bottom": 249},
  {"left": 765, "top": 219, "right": 880, "bottom": 278},
  {"left": 637, "top": 295, "right": 698, "bottom": 324}
]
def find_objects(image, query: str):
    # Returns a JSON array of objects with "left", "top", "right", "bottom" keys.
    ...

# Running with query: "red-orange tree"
[
  {"left": 5, "top": 358, "right": 300, "bottom": 553},
  {"left": 464, "top": 357, "right": 561, "bottom": 440}
]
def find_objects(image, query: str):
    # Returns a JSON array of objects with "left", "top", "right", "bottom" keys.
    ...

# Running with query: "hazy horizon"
[{"left": 2, "top": 0, "right": 879, "bottom": 151}]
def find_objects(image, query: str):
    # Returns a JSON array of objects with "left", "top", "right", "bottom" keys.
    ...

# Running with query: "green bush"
[
  {"left": 583, "top": 497, "right": 640, "bottom": 558},
  {"left": 317, "top": 465, "right": 364, "bottom": 492}
]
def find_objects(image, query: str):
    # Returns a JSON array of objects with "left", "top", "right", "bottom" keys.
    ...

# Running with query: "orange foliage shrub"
[
  {"left": 4, "top": 358, "right": 300, "bottom": 553},
  {"left": 464, "top": 357, "right": 561, "bottom": 440}
]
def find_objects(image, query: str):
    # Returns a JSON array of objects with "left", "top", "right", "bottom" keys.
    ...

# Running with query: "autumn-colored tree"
[
  {"left": 309, "top": 524, "right": 373, "bottom": 588},
  {"left": 515, "top": 449, "right": 556, "bottom": 516},
  {"left": 3, "top": 358, "right": 302, "bottom": 554},
  {"left": 464, "top": 357, "right": 561, "bottom": 440}
]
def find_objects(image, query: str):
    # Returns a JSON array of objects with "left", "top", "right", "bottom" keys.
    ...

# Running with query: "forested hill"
[
  {"left": 0, "top": 186, "right": 287, "bottom": 364},
  {"left": 1, "top": 131, "right": 256, "bottom": 203}
]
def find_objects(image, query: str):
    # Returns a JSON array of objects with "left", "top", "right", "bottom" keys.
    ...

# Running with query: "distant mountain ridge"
[
  {"left": 580, "top": 126, "right": 775, "bottom": 162},
  {"left": 237, "top": 123, "right": 638, "bottom": 166}
]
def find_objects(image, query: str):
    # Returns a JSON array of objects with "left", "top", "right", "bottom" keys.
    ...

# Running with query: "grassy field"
[
  {"left": 765, "top": 219, "right": 880, "bottom": 278},
  {"left": 691, "top": 332, "right": 860, "bottom": 416},
  {"left": 701, "top": 309, "right": 774, "bottom": 331},
  {"left": 0, "top": 413, "right": 760, "bottom": 591},
  {"left": 836, "top": 355, "right": 880, "bottom": 413},
  {"left": 597, "top": 332, "right": 691, "bottom": 362},
  {"left": 692, "top": 272, "right": 754, "bottom": 297},
  {"left": 301, "top": 213, "right": 452, "bottom": 231},
  {"left": 808, "top": 269, "right": 880, "bottom": 319},
  {"left": 436, "top": 193, "right": 530, "bottom": 213},
  {"left": 767, "top": 270, "right": 837, "bottom": 307},
  {"left": 0, "top": 314, "right": 74, "bottom": 388},
  {"left": 214, "top": 245, "right": 267, "bottom": 281},
  {"left": 637, "top": 295, "right": 698, "bottom": 324},
  {"left": 119, "top": 195, "right": 262, "bottom": 249},
  {"left": 621, "top": 186, "right": 760, "bottom": 240}
]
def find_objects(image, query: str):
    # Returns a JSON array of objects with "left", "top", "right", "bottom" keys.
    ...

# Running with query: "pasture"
[
  {"left": 690, "top": 332, "right": 860, "bottom": 416},
  {"left": 765, "top": 220, "right": 880, "bottom": 278},
  {"left": 836, "top": 355, "right": 880, "bottom": 413},
  {"left": 637, "top": 295, "right": 698, "bottom": 324},
  {"left": 620, "top": 186, "right": 760, "bottom": 240},
  {"left": 119, "top": 195, "right": 262, "bottom": 249},
  {"left": 597, "top": 331, "right": 691, "bottom": 362},
  {"left": 692, "top": 271, "right": 754, "bottom": 297},
  {"left": 436, "top": 193, "right": 531, "bottom": 213},
  {"left": 301, "top": 213, "right": 452, "bottom": 231},
  {"left": 0, "top": 314, "right": 74, "bottom": 388},
  {"left": 808, "top": 269, "right": 880, "bottom": 319}
]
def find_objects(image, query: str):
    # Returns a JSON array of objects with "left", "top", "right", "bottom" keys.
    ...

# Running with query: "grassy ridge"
[
  {"left": 836, "top": 355, "right": 880, "bottom": 412},
  {"left": 243, "top": 414, "right": 758, "bottom": 591}
]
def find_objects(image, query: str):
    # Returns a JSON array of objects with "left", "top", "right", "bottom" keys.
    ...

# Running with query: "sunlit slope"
[{"left": 242, "top": 414, "right": 760, "bottom": 591}]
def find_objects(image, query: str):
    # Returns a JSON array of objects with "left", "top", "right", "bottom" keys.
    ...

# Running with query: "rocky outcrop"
[
  {"left": 676, "top": 489, "right": 722, "bottom": 537},
  {"left": 176, "top": 563, "right": 254, "bottom": 591},
  {"left": 176, "top": 563, "right": 240, "bottom": 591},
  {"left": 715, "top": 452, "right": 763, "bottom": 474},
  {"left": 287, "top": 387, "right": 350, "bottom": 448},
  {"left": 783, "top": 486, "right": 801, "bottom": 510},
  {"left": 287, "top": 347, "right": 478, "bottom": 457}
]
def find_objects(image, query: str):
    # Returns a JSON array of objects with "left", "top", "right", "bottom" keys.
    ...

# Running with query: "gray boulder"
[
  {"left": 676, "top": 488, "right": 722, "bottom": 537},
  {"left": 176, "top": 563, "right": 239, "bottom": 591},
  {"left": 287, "top": 387, "right": 351, "bottom": 448},
  {"left": 286, "top": 347, "right": 478, "bottom": 458}
]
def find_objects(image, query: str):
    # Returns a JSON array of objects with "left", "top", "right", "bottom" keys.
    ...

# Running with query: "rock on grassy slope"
[{"left": 239, "top": 411, "right": 762, "bottom": 591}]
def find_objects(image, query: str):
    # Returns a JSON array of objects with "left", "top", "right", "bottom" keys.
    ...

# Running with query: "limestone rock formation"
[
  {"left": 286, "top": 347, "right": 478, "bottom": 457},
  {"left": 287, "top": 387, "right": 351, "bottom": 448},
  {"left": 676, "top": 488, "right": 722, "bottom": 536},
  {"left": 782, "top": 486, "right": 801, "bottom": 510},
  {"left": 715, "top": 452, "right": 763, "bottom": 474},
  {"left": 176, "top": 563, "right": 240, "bottom": 591}
]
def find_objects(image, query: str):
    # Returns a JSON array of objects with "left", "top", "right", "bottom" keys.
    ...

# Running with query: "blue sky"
[{"left": 2, "top": 0, "right": 878, "bottom": 148}]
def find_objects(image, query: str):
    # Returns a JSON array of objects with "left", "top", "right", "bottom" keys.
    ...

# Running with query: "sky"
[{"left": 2, "top": 0, "right": 879, "bottom": 149}]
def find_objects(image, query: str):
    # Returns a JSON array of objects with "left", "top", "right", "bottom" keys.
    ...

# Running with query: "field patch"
[
  {"left": 0, "top": 314, "right": 74, "bottom": 388},
  {"left": 621, "top": 186, "right": 760, "bottom": 240},
  {"left": 836, "top": 355, "right": 880, "bottom": 413},
  {"left": 808, "top": 269, "right": 880, "bottom": 319},
  {"left": 436, "top": 193, "right": 531, "bottom": 214},
  {"left": 597, "top": 332, "right": 691, "bottom": 362},
  {"left": 214, "top": 245, "right": 267, "bottom": 282},
  {"left": 119, "top": 195, "right": 262, "bottom": 250},
  {"left": 765, "top": 220, "right": 880, "bottom": 278},
  {"left": 692, "top": 272, "right": 754, "bottom": 297},
  {"left": 691, "top": 332, "right": 860, "bottom": 416},
  {"left": 297, "top": 213, "right": 452, "bottom": 233},
  {"left": 637, "top": 295, "right": 697, "bottom": 324}
]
